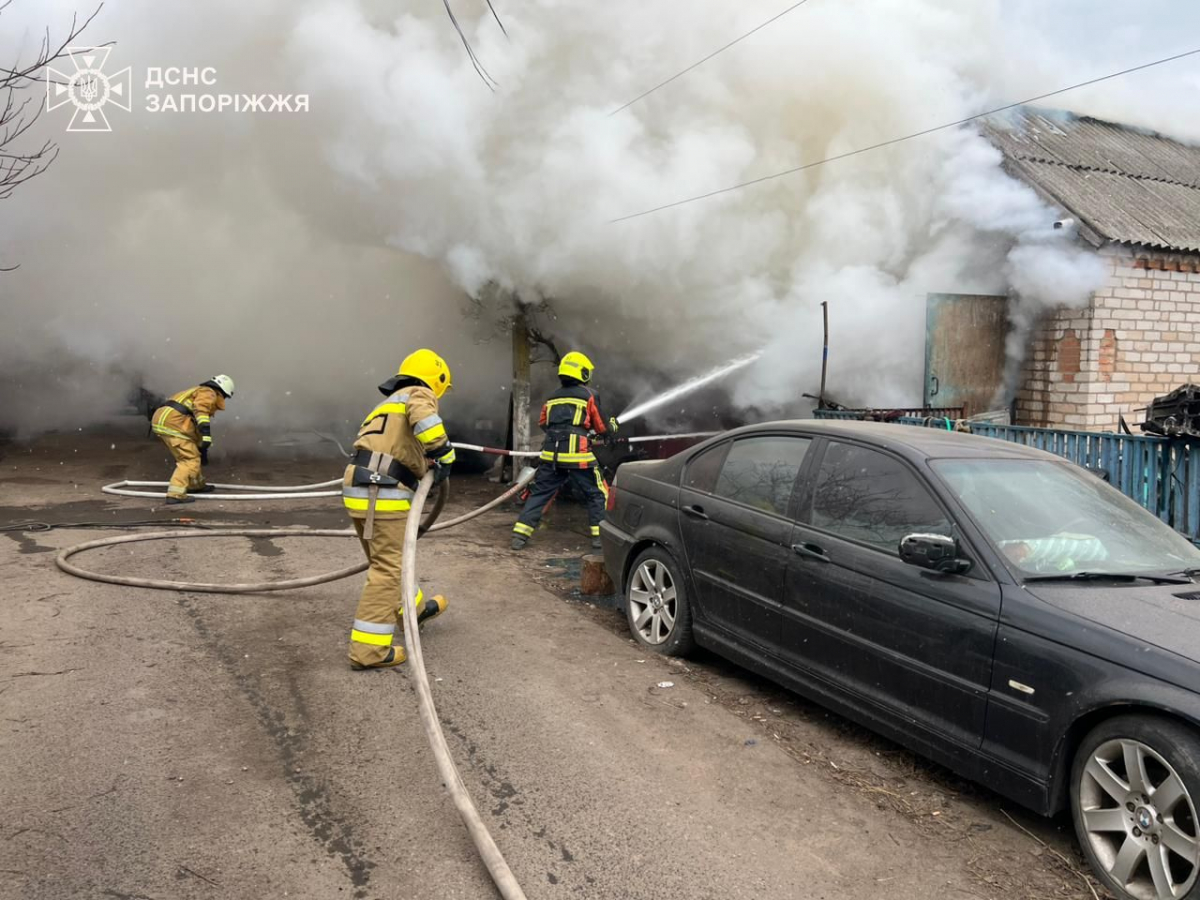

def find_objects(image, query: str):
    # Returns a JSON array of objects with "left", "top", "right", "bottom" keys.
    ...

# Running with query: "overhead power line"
[
  {"left": 609, "top": 0, "right": 815, "bottom": 116},
  {"left": 444, "top": 0, "right": 505, "bottom": 90},
  {"left": 612, "top": 47, "right": 1200, "bottom": 223}
]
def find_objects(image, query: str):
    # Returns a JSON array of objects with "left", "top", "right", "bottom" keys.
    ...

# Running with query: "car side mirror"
[{"left": 899, "top": 533, "right": 973, "bottom": 576}]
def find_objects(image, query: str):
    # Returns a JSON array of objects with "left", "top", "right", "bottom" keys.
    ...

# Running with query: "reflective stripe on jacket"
[
  {"left": 151, "top": 386, "right": 225, "bottom": 444},
  {"left": 342, "top": 380, "right": 454, "bottom": 519},
  {"left": 538, "top": 383, "right": 607, "bottom": 468}
]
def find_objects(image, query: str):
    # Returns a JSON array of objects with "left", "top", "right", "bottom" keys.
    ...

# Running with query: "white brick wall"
[{"left": 1015, "top": 245, "right": 1200, "bottom": 431}]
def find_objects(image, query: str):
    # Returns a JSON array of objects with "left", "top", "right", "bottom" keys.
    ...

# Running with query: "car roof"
[{"left": 717, "top": 420, "right": 1065, "bottom": 462}]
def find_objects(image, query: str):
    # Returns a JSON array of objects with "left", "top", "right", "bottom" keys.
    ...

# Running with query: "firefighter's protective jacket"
[
  {"left": 151, "top": 386, "right": 225, "bottom": 446},
  {"left": 342, "top": 377, "right": 456, "bottom": 519},
  {"left": 538, "top": 382, "right": 607, "bottom": 468}
]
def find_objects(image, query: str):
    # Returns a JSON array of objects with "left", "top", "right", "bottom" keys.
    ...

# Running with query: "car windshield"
[{"left": 931, "top": 458, "right": 1200, "bottom": 578}]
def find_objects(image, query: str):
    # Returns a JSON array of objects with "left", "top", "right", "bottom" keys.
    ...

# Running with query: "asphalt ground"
[{"left": 0, "top": 428, "right": 1109, "bottom": 899}]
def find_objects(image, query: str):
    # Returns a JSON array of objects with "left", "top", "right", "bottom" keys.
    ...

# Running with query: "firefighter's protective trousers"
[
  {"left": 513, "top": 463, "right": 609, "bottom": 541},
  {"left": 348, "top": 516, "right": 427, "bottom": 667},
  {"left": 157, "top": 434, "right": 206, "bottom": 497}
]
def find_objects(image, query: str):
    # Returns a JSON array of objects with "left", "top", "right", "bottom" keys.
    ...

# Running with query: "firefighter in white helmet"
[
  {"left": 343, "top": 349, "right": 455, "bottom": 669},
  {"left": 150, "top": 374, "right": 235, "bottom": 504}
]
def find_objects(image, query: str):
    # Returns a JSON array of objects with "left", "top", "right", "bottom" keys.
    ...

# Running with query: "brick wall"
[{"left": 1015, "top": 245, "right": 1200, "bottom": 431}]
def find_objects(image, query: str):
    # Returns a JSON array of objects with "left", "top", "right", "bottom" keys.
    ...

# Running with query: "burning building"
[{"left": 990, "top": 111, "right": 1200, "bottom": 432}]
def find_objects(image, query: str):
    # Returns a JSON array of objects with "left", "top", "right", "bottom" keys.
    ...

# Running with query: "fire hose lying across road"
[
  {"left": 101, "top": 478, "right": 346, "bottom": 501},
  {"left": 99, "top": 444, "right": 542, "bottom": 501},
  {"left": 56, "top": 468, "right": 537, "bottom": 900},
  {"left": 99, "top": 435, "right": 715, "bottom": 500}
]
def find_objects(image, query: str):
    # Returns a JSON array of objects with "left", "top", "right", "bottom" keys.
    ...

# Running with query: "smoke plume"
[{"left": 0, "top": 0, "right": 1195, "bottom": 437}]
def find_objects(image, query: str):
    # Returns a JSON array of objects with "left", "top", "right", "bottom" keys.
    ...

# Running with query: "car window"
[
  {"left": 683, "top": 442, "right": 728, "bottom": 493},
  {"left": 713, "top": 437, "right": 811, "bottom": 517},
  {"left": 934, "top": 458, "right": 1200, "bottom": 576},
  {"left": 811, "top": 442, "right": 951, "bottom": 554}
]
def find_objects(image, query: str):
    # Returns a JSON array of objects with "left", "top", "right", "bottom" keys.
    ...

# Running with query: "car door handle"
[
  {"left": 683, "top": 504, "right": 709, "bottom": 520},
  {"left": 791, "top": 542, "right": 830, "bottom": 563}
]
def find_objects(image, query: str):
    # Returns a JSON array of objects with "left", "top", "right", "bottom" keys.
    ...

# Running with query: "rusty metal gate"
[{"left": 924, "top": 294, "right": 1008, "bottom": 418}]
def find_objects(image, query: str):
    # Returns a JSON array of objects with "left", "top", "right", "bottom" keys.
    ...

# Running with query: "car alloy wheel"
[
  {"left": 1078, "top": 737, "right": 1199, "bottom": 899},
  {"left": 629, "top": 558, "right": 676, "bottom": 645}
]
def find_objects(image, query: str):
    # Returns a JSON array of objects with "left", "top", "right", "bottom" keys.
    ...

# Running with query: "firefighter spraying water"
[
  {"left": 511, "top": 351, "right": 617, "bottom": 551},
  {"left": 508, "top": 350, "right": 763, "bottom": 552}
]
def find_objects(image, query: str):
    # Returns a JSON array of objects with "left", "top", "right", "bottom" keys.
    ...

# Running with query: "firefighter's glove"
[
  {"left": 200, "top": 445, "right": 210, "bottom": 466},
  {"left": 432, "top": 461, "right": 452, "bottom": 485},
  {"left": 607, "top": 417, "right": 620, "bottom": 434}
]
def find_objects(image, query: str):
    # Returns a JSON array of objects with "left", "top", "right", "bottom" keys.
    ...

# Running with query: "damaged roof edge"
[
  {"left": 983, "top": 108, "right": 1200, "bottom": 256},
  {"left": 998, "top": 157, "right": 1106, "bottom": 249}
]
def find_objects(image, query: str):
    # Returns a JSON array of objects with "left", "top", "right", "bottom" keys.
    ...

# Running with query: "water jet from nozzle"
[{"left": 616, "top": 351, "right": 763, "bottom": 426}]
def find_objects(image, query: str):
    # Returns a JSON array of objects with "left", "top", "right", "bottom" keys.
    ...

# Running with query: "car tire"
[
  {"left": 625, "top": 546, "right": 694, "bottom": 657},
  {"left": 1070, "top": 714, "right": 1200, "bottom": 900}
]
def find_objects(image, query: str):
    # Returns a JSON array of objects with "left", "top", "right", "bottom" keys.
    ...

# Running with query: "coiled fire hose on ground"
[
  {"left": 61, "top": 468, "right": 533, "bottom": 592},
  {"left": 55, "top": 469, "right": 536, "bottom": 900}
]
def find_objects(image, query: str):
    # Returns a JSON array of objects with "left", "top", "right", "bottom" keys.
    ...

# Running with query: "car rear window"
[
  {"left": 713, "top": 436, "right": 811, "bottom": 517},
  {"left": 811, "top": 441, "right": 951, "bottom": 554},
  {"left": 683, "top": 442, "right": 729, "bottom": 493}
]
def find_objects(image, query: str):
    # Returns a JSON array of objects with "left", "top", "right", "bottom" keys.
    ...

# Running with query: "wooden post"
[
  {"left": 819, "top": 301, "right": 830, "bottom": 408},
  {"left": 510, "top": 307, "right": 532, "bottom": 483}
]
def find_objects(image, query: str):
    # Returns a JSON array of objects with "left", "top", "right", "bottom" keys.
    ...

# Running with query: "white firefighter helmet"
[{"left": 208, "top": 374, "right": 235, "bottom": 398}]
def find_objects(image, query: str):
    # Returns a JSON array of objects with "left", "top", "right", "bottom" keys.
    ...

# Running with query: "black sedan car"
[{"left": 600, "top": 420, "right": 1200, "bottom": 900}]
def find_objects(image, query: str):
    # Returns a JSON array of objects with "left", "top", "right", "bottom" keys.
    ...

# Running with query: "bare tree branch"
[{"left": 0, "top": 2, "right": 102, "bottom": 269}]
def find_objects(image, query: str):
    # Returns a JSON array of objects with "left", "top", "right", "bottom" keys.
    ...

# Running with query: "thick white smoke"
[{"left": 0, "top": 0, "right": 1194, "bottom": 436}]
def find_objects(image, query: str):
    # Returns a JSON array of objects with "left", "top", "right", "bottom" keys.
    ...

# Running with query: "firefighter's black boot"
[{"left": 400, "top": 594, "right": 448, "bottom": 632}]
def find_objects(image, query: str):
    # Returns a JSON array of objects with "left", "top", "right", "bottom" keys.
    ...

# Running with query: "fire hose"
[
  {"left": 100, "top": 444, "right": 540, "bottom": 501},
  {"left": 56, "top": 469, "right": 536, "bottom": 900},
  {"left": 100, "top": 435, "right": 713, "bottom": 500}
]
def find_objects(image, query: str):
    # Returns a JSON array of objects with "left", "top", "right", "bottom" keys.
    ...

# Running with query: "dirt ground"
[{"left": 0, "top": 425, "right": 1113, "bottom": 900}]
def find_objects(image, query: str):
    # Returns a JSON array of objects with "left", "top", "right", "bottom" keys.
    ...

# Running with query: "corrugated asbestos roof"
[{"left": 982, "top": 109, "right": 1200, "bottom": 253}]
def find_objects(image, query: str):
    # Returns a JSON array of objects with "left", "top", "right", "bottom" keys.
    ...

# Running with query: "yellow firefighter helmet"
[
  {"left": 397, "top": 349, "right": 452, "bottom": 398},
  {"left": 558, "top": 351, "right": 595, "bottom": 384}
]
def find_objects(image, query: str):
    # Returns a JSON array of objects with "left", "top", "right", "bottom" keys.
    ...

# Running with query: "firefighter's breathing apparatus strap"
[
  {"left": 165, "top": 400, "right": 196, "bottom": 421},
  {"left": 351, "top": 449, "right": 418, "bottom": 489},
  {"left": 55, "top": 467, "right": 537, "bottom": 900},
  {"left": 351, "top": 449, "right": 420, "bottom": 540}
]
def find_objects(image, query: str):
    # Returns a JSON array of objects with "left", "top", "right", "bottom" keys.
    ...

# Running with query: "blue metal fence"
[{"left": 812, "top": 411, "right": 1200, "bottom": 541}]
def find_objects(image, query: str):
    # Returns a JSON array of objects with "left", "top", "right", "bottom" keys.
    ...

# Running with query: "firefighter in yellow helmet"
[
  {"left": 343, "top": 349, "right": 455, "bottom": 669},
  {"left": 511, "top": 351, "right": 618, "bottom": 551},
  {"left": 150, "top": 374, "right": 235, "bottom": 504}
]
